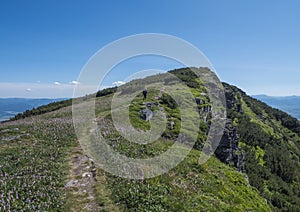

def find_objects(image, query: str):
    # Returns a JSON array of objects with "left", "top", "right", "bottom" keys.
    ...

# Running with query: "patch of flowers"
[{"left": 0, "top": 115, "right": 77, "bottom": 211}]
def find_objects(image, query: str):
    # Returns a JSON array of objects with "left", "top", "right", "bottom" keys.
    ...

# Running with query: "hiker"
[{"left": 142, "top": 89, "right": 147, "bottom": 100}]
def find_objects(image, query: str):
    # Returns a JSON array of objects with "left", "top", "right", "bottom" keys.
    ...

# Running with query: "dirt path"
[
  {"left": 64, "top": 143, "right": 120, "bottom": 212},
  {"left": 64, "top": 146, "right": 100, "bottom": 211}
]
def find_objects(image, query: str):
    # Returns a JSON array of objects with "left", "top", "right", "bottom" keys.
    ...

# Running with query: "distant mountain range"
[
  {"left": 252, "top": 95, "right": 300, "bottom": 120},
  {"left": 0, "top": 98, "right": 66, "bottom": 122}
]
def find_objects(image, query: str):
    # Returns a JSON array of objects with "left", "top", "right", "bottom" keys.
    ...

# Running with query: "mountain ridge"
[{"left": 1, "top": 67, "right": 299, "bottom": 211}]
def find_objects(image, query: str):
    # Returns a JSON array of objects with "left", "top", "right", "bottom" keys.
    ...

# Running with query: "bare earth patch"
[{"left": 64, "top": 147, "right": 100, "bottom": 211}]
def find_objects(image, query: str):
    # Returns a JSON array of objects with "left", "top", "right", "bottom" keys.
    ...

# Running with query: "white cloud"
[
  {"left": 112, "top": 81, "right": 125, "bottom": 86},
  {"left": 0, "top": 82, "right": 109, "bottom": 98},
  {"left": 54, "top": 81, "right": 61, "bottom": 85},
  {"left": 0, "top": 83, "right": 74, "bottom": 98},
  {"left": 71, "top": 80, "right": 80, "bottom": 85}
]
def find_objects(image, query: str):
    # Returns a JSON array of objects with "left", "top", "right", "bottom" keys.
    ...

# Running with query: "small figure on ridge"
[{"left": 142, "top": 88, "right": 148, "bottom": 100}]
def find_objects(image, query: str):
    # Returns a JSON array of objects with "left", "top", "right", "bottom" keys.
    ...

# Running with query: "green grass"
[
  {"left": 102, "top": 150, "right": 271, "bottom": 211},
  {"left": 0, "top": 120, "right": 77, "bottom": 211},
  {"left": 4, "top": 67, "right": 298, "bottom": 211},
  {"left": 91, "top": 90, "right": 271, "bottom": 211},
  {"left": 241, "top": 99, "right": 275, "bottom": 135}
]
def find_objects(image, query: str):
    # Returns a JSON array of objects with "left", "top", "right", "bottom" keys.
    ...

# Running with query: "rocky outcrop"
[
  {"left": 195, "top": 97, "right": 211, "bottom": 124},
  {"left": 140, "top": 107, "right": 153, "bottom": 121},
  {"left": 224, "top": 86, "right": 243, "bottom": 113},
  {"left": 140, "top": 102, "right": 166, "bottom": 122},
  {"left": 215, "top": 120, "right": 245, "bottom": 172}
]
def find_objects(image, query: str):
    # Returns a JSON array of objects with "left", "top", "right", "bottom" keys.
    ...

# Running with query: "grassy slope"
[
  {"left": 92, "top": 93, "right": 271, "bottom": 211},
  {"left": 0, "top": 95, "right": 271, "bottom": 211},
  {"left": 5, "top": 68, "right": 300, "bottom": 210},
  {"left": 223, "top": 83, "right": 300, "bottom": 210},
  {"left": 104, "top": 151, "right": 271, "bottom": 211},
  {"left": 0, "top": 106, "right": 77, "bottom": 211}
]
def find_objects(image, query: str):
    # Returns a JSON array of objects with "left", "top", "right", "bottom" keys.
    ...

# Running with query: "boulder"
[{"left": 140, "top": 107, "right": 153, "bottom": 121}]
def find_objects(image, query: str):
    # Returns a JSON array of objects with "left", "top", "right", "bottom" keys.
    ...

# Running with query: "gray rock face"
[
  {"left": 1, "top": 135, "right": 21, "bottom": 141},
  {"left": 215, "top": 120, "right": 245, "bottom": 172},
  {"left": 145, "top": 102, "right": 159, "bottom": 107},
  {"left": 140, "top": 107, "right": 153, "bottom": 121},
  {"left": 170, "top": 120, "right": 175, "bottom": 129},
  {"left": 140, "top": 102, "right": 167, "bottom": 121},
  {"left": 0, "top": 128, "right": 19, "bottom": 133},
  {"left": 196, "top": 97, "right": 204, "bottom": 105}
]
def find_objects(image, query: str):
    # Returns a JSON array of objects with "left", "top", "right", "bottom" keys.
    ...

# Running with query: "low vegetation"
[
  {"left": 0, "top": 116, "right": 77, "bottom": 211},
  {"left": 0, "top": 67, "right": 299, "bottom": 211},
  {"left": 223, "top": 83, "right": 300, "bottom": 210}
]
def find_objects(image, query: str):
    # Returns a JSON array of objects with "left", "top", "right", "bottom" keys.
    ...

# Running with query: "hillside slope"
[
  {"left": 217, "top": 83, "right": 300, "bottom": 210},
  {"left": 1, "top": 67, "right": 299, "bottom": 211}
]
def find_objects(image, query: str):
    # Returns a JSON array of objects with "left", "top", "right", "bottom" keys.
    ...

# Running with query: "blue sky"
[{"left": 0, "top": 0, "right": 299, "bottom": 98}]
